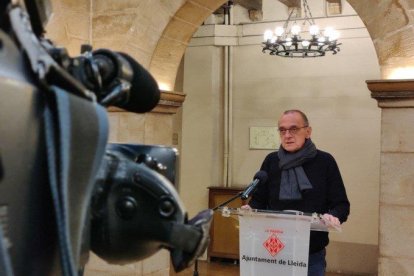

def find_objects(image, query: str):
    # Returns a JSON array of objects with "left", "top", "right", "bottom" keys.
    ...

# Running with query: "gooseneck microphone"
[{"left": 241, "top": 171, "right": 268, "bottom": 200}]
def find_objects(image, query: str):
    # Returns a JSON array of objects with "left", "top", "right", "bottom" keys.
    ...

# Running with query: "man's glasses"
[{"left": 278, "top": 126, "right": 308, "bottom": 135}]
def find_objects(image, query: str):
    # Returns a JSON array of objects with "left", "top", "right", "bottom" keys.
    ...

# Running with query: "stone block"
[
  {"left": 379, "top": 205, "right": 414, "bottom": 258},
  {"left": 63, "top": 11, "right": 91, "bottom": 41},
  {"left": 349, "top": 0, "right": 408, "bottom": 40},
  {"left": 175, "top": 1, "right": 213, "bottom": 27},
  {"left": 327, "top": 241, "right": 378, "bottom": 275},
  {"left": 45, "top": 13, "right": 70, "bottom": 45},
  {"left": 379, "top": 256, "right": 414, "bottom": 276},
  {"left": 58, "top": 0, "right": 90, "bottom": 13},
  {"left": 93, "top": 0, "right": 141, "bottom": 14},
  {"left": 375, "top": 28, "right": 414, "bottom": 66},
  {"left": 108, "top": 113, "right": 120, "bottom": 142},
  {"left": 144, "top": 113, "right": 173, "bottom": 145},
  {"left": 381, "top": 108, "right": 414, "bottom": 152},
  {"left": 405, "top": 0, "right": 414, "bottom": 10},
  {"left": 154, "top": 0, "right": 186, "bottom": 16},
  {"left": 66, "top": 38, "right": 89, "bottom": 56},
  {"left": 190, "top": 0, "right": 226, "bottom": 11},
  {"left": 150, "top": 37, "right": 188, "bottom": 89},
  {"left": 127, "top": 23, "right": 163, "bottom": 57},
  {"left": 163, "top": 16, "right": 199, "bottom": 43},
  {"left": 124, "top": 44, "right": 152, "bottom": 68},
  {"left": 116, "top": 112, "right": 145, "bottom": 143},
  {"left": 108, "top": 112, "right": 173, "bottom": 145},
  {"left": 144, "top": 0, "right": 174, "bottom": 29},
  {"left": 380, "top": 153, "right": 414, "bottom": 206},
  {"left": 92, "top": 13, "right": 137, "bottom": 41}
]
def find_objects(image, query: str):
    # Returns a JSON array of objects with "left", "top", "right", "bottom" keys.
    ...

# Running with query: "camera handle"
[{"left": 43, "top": 86, "right": 109, "bottom": 275}]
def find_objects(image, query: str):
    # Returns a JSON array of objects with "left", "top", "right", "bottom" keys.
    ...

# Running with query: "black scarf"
[{"left": 278, "top": 139, "right": 317, "bottom": 200}]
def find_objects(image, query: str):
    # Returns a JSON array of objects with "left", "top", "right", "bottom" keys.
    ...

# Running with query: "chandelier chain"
[
  {"left": 302, "top": 0, "right": 315, "bottom": 26},
  {"left": 283, "top": 7, "right": 296, "bottom": 31}
]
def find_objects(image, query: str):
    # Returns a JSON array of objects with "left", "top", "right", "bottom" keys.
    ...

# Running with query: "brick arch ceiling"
[{"left": 150, "top": 0, "right": 414, "bottom": 88}]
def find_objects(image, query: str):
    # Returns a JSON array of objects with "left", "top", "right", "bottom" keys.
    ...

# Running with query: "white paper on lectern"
[{"left": 239, "top": 212, "right": 311, "bottom": 276}]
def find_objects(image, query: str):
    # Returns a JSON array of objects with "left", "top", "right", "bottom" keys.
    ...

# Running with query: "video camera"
[{"left": 0, "top": 1, "right": 212, "bottom": 275}]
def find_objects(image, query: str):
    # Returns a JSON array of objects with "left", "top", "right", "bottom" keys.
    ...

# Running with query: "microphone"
[
  {"left": 241, "top": 171, "right": 268, "bottom": 200},
  {"left": 118, "top": 52, "right": 161, "bottom": 113},
  {"left": 69, "top": 49, "right": 161, "bottom": 113}
]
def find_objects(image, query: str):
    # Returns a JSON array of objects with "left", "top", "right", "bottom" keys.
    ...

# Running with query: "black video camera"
[{"left": 0, "top": 2, "right": 212, "bottom": 276}]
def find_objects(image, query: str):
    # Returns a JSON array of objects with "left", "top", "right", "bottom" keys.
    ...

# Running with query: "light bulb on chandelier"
[{"left": 262, "top": 0, "right": 341, "bottom": 58}]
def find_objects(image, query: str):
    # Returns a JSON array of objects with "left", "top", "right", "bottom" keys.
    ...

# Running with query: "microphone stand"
[
  {"left": 192, "top": 191, "right": 245, "bottom": 276},
  {"left": 213, "top": 191, "right": 244, "bottom": 212}
]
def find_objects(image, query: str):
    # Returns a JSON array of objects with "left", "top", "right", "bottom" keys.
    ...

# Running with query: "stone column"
[{"left": 366, "top": 79, "right": 414, "bottom": 275}]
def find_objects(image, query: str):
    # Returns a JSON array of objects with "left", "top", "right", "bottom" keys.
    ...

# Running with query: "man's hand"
[
  {"left": 321, "top": 213, "right": 341, "bottom": 228},
  {"left": 240, "top": 204, "right": 252, "bottom": 210}
]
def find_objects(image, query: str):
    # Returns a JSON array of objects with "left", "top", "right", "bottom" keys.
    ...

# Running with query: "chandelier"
[{"left": 262, "top": 0, "right": 341, "bottom": 58}]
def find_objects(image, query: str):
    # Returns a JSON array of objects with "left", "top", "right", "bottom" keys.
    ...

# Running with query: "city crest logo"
[{"left": 263, "top": 230, "right": 285, "bottom": 256}]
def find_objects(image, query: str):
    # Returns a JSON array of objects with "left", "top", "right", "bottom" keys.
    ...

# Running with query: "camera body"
[
  {"left": 91, "top": 144, "right": 183, "bottom": 263},
  {"left": 0, "top": 4, "right": 212, "bottom": 276}
]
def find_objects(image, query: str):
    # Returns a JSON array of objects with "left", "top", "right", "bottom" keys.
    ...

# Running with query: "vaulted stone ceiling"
[{"left": 45, "top": 0, "right": 414, "bottom": 90}]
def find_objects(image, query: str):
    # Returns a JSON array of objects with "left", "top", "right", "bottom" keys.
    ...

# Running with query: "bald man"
[{"left": 245, "top": 109, "right": 350, "bottom": 276}]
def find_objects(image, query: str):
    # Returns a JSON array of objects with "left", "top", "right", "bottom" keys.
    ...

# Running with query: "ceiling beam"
[
  {"left": 278, "top": 0, "right": 300, "bottom": 8},
  {"left": 234, "top": 0, "right": 262, "bottom": 11}
]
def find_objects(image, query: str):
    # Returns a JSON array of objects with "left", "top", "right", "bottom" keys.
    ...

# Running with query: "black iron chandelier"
[{"left": 262, "top": 0, "right": 341, "bottom": 58}]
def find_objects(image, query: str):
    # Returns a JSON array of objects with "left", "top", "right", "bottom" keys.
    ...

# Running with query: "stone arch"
[
  {"left": 149, "top": 0, "right": 414, "bottom": 89},
  {"left": 347, "top": 0, "right": 414, "bottom": 79},
  {"left": 46, "top": 0, "right": 414, "bottom": 88},
  {"left": 148, "top": 0, "right": 225, "bottom": 90}
]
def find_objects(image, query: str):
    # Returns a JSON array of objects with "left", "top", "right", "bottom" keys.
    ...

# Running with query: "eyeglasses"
[{"left": 278, "top": 126, "right": 308, "bottom": 135}]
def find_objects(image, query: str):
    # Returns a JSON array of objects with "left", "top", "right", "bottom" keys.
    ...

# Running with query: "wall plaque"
[{"left": 249, "top": 127, "right": 280, "bottom": 150}]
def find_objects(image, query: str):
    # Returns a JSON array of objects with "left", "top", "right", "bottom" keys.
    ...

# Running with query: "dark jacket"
[{"left": 249, "top": 149, "right": 350, "bottom": 253}]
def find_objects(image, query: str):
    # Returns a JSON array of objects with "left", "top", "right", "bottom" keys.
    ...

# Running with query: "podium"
[{"left": 219, "top": 207, "right": 340, "bottom": 276}]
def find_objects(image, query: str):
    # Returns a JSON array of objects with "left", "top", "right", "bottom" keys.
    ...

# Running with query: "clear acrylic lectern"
[{"left": 218, "top": 207, "right": 341, "bottom": 276}]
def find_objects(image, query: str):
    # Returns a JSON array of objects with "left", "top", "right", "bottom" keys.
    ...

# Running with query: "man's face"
[{"left": 278, "top": 112, "right": 312, "bottom": 152}]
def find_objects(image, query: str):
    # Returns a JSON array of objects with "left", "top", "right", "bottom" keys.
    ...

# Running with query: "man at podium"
[{"left": 244, "top": 109, "right": 350, "bottom": 276}]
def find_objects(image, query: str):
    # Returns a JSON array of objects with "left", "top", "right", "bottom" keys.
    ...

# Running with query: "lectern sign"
[{"left": 239, "top": 212, "right": 311, "bottom": 276}]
